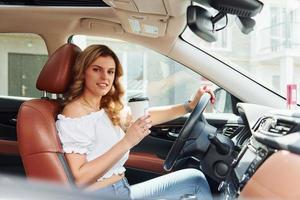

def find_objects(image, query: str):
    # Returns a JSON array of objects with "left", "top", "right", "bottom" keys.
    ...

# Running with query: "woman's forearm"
[
  {"left": 148, "top": 88, "right": 215, "bottom": 126},
  {"left": 148, "top": 103, "right": 190, "bottom": 126},
  {"left": 71, "top": 139, "right": 130, "bottom": 186}
]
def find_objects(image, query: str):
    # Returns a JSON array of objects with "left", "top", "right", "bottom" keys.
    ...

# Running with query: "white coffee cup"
[{"left": 128, "top": 97, "right": 149, "bottom": 121}]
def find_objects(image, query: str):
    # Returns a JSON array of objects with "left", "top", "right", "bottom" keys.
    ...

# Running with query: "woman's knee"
[
  {"left": 181, "top": 168, "right": 206, "bottom": 178},
  {"left": 180, "top": 168, "right": 208, "bottom": 186}
]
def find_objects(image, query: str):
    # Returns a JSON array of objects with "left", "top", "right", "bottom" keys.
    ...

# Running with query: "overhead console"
[
  {"left": 103, "top": 0, "right": 167, "bottom": 15},
  {"left": 103, "top": 0, "right": 188, "bottom": 37}
]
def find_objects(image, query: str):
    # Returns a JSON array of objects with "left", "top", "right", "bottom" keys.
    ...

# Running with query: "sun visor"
[
  {"left": 103, "top": 0, "right": 167, "bottom": 15},
  {"left": 80, "top": 18, "right": 125, "bottom": 34},
  {"left": 103, "top": 0, "right": 169, "bottom": 38},
  {"left": 103, "top": 0, "right": 138, "bottom": 12},
  {"left": 114, "top": 9, "right": 168, "bottom": 38}
]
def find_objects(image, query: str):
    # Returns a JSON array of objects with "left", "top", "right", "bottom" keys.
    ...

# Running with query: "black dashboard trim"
[{"left": 253, "top": 131, "right": 300, "bottom": 154}]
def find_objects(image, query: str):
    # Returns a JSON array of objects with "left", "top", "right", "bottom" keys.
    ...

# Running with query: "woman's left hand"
[{"left": 188, "top": 86, "right": 216, "bottom": 110}]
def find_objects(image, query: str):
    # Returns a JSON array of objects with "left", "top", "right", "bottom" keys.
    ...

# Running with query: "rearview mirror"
[
  {"left": 187, "top": 5, "right": 217, "bottom": 42},
  {"left": 187, "top": 0, "right": 263, "bottom": 42},
  {"left": 194, "top": 0, "right": 263, "bottom": 17}
]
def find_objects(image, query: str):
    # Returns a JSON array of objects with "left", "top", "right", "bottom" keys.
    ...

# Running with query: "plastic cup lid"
[{"left": 128, "top": 97, "right": 149, "bottom": 102}]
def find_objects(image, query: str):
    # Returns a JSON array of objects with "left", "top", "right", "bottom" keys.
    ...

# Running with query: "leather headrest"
[{"left": 36, "top": 43, "right": 82, "bottom": 94}]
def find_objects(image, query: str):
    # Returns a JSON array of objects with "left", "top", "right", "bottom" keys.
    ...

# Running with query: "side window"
[
  {"left": 0, "top": 33, "right": 48, "bottom": 98},
  {"left": 72, "top": 35, "right": 233, "bottom": 114}
]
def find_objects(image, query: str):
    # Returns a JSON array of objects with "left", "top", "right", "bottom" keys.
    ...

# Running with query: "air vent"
[
  {"left": 258, "top": 117, "right": 274, "bottom": 131},
  {"left": 223, "top": 125, "right": 242, "bottom": 137},
  {"left": 268, "top": 120, "right": 295, "bottom": 135}
]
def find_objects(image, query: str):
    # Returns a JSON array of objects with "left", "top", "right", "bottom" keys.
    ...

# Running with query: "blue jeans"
[
  {"left": 91, "top": 177, "right": 131, "bottom": 199},
  {"left": 93, "top": 168, "right": 212, "bottom": 200}
]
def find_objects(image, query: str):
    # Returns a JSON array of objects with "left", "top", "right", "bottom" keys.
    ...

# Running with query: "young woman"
[{"left": 56, "top": 44, "right": 215, "bottom": 200}]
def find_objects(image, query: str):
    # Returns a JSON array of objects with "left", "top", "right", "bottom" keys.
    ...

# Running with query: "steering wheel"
[{"left": 164, "top": 93, "right": 211, "bottom": 171}]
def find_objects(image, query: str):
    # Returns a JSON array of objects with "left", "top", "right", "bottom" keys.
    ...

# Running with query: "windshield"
[{"left": 182, "top": 0, "right": 300, "bottom": 104}]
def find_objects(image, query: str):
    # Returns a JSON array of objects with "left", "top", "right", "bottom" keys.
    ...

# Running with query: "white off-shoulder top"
[{"left": 55, "top": 109, "right": 129, "bottom": 181}]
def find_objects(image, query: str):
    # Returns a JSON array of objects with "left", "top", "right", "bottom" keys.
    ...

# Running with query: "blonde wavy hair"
[{"left": 63, "top": 44, "right": 125, "bottom": 126}]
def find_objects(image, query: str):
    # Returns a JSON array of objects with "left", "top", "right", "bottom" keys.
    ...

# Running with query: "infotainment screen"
[{"left": 234, "top": 147, "right": 257, "bottom": 182}]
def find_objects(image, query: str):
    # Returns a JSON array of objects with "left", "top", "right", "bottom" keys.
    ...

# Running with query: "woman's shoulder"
[
  {"left": 57, "top": 100, "right": 104, "bottom": 122},
  {"left": 61, "top": 100, "right": 85, "bottom": 118},
  {"left": 56, "top": 101, "right": 96, "bottom": 154}
]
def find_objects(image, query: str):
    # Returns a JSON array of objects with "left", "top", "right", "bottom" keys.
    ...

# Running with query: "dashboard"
[{"left": 219, "top": 103, "right": 300, "bottom": 199}]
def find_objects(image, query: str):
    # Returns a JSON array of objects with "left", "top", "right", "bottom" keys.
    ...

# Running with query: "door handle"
[
  {"left": 9, "top": 118, "right": 17, "bottom": 125},
  {"left": 168, "top": 131, "right": 179, "bottom": 138}
]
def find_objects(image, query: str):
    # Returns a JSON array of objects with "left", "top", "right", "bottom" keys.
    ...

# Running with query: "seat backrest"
[{"left": 17, "top": 43, "right": 82, "bottom": 186}]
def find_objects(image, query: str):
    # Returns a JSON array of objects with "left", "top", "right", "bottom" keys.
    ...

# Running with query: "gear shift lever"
[{"left": 208, "top": 134, "right": 230, "bottom": 155}]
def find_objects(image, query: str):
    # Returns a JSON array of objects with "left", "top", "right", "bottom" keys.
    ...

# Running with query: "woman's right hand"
[{"left": 123, "top": 115, "right": 152, "bottom": 149}]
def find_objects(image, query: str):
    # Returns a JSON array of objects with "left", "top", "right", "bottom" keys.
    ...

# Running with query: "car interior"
[{"left": 1, "top": 0, "right": 300, "bottom": 199}]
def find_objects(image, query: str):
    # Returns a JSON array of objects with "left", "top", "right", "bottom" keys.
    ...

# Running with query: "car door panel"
[
  {"left": 0, "top": 140, "right": 19, "bottom": 155},
  {"left": 0, "top": 97, "right": 25, "bottom": 175},
  {"left": 125, "top": 125, "right": 175, "bottom": 184}
]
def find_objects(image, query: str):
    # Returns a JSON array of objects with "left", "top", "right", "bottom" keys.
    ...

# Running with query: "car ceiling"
[
  {"left": 0, "top": 0, "right": 109, "bottom": 6},
  {"left": 0, "top": 0, "right": 189, "bottom": 55}
]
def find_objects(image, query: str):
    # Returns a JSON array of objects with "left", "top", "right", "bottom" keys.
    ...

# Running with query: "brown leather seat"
[{"left": 17, "top": 43, "right": 82, "bottom": 186}]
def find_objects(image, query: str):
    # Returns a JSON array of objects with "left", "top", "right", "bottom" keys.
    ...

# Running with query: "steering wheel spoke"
[{"left": 164, "top": 93, "right": 212, "bottom": 171}]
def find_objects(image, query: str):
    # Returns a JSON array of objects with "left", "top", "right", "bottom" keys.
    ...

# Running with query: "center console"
[
  {"left": 234, "top": 137, "right": 268, "bottom": 185},
  {"left": 219, "top": 136, "right": 269, "bottom": 199},
  {"left": 216, "top": 108, "right": 300, "bottom": 199}
]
